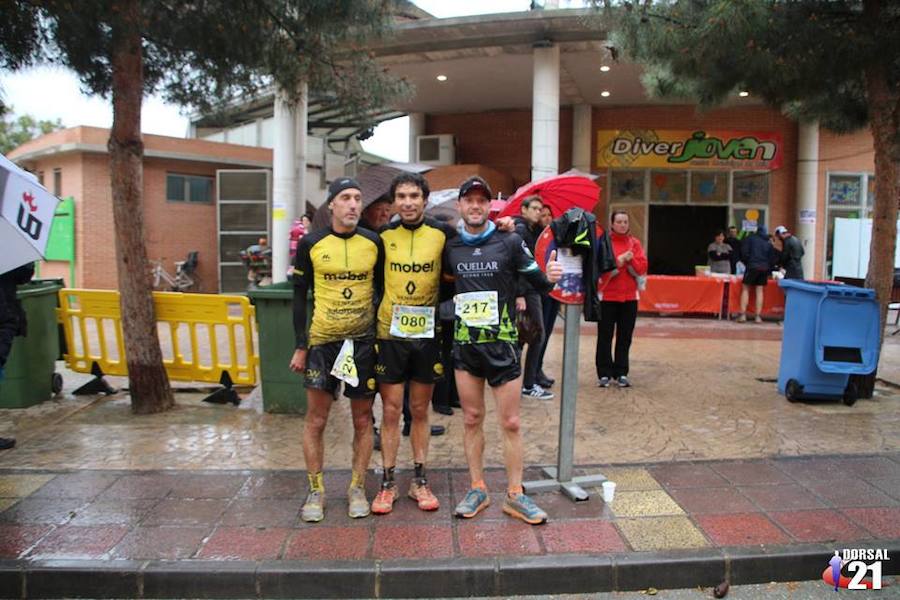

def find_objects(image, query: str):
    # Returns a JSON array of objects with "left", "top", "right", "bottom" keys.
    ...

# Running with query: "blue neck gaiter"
[{"left": 457, "top": 220, "right": 496, "bottom": 246}]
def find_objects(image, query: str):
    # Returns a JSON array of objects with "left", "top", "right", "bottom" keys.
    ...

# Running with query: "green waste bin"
[
  {"left": 0, "top": 278, "right": 65, "bottom": 408},
  {"left": 248, "top": 281, "right": 307, "bottom": 414}
]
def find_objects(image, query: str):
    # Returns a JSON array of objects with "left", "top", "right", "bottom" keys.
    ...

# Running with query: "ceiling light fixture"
[
  {"left": 436, "top": 75, "right": 448, "bottom": 82},
  {"left": 600, "top": 65, "right": 611, "bottom": 72},
  {"left": 601, "top": 91, "right": 611, "bottom": 97},
  {"left": 738, "top": 91, "right": 749, "bottom": 97}
]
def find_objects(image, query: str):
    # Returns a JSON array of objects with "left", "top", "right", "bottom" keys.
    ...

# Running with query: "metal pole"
[
  {"left": 557, "top": 303, "right": 580, "bottom": 482},
  {"left": 523, "top": 301, "right": 605, "bottom": 501}
]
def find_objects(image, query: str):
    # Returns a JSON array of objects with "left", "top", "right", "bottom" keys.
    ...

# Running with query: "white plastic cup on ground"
[{"left": 602, "top": 480, "right": 616, "bottom": 503}]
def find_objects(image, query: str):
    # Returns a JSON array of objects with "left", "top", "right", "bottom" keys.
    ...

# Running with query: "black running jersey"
[
  {"left": 442, "top": 230, "right": 552, "bottom": 345},
  {"left": 377, "top": 217, "right": 454, "bottom": 340},
  {"left": 292, "top": 227, "right": 384, "bottom": 348}
]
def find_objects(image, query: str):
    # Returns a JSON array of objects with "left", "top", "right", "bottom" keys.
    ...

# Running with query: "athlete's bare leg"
[{"left": 455, "top": 369, "right": 486, "bottom": 485}]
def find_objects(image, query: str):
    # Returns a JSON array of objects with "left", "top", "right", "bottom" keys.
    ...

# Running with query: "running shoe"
[
  {"left": 598, "top": 377, "right": 611, "bottom": 388},
  {"left": 347, "top": 486, "right": 370, "bottom": 519},
  {"left": 300, "top": 490, "right": 325, "bottom": 523},
  {"left": 503, "top": 493, "right": 548, "bottom": 525},
  {"left": 371, "top": 485, "right": 397, "bottom": 515},
  {"left": 754, "top": 315, "right": 763, "bottom": 323},
  {"left": 454, "top": 487, "right": 490, "bottom": 518},
  {"left": 737, "top": 314, "right": 747, "bottom": 322},
  {"left": 522, "top": 385, "right": 554, "bottom": 400},
  {"left": 409, "top": 479, "right": 440, "bottom": 511},
  {"left": 617, "top": 376, "right": 631, "bottom": 388}
]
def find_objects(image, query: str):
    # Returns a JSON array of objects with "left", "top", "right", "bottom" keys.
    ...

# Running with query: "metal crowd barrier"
[{"left": 57, "top": 289, "right": 258, "bottom": 404}]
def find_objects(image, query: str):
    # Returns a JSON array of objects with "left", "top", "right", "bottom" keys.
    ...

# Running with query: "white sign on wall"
[{"left": 832, "top": 217, "right": 900, "bottom": 279}]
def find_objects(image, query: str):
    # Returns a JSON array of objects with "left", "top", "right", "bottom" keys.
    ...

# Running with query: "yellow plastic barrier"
[{"left": 57, "top": 289, "right": 258, "bottom": 386}]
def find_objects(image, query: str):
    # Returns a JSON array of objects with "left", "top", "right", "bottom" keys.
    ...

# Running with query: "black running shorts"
[
  {"left": 376, "top": 338, "right": 444, "bottom": 384},
  {"left": 304, "top": 339, "right": 377, "bottom": 399},
  {"left": 742, "top": 268, "right": 769, "bottom": 286},
  {"left": 452, "top": 342, "right": 521, "bottom": 388}
]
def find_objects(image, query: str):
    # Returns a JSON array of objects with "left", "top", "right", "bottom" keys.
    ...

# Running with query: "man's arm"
[
  {"left": 292, "top": 238, "right": 313, "bottom": 350},
  {"left": 509, "top": 233, "right": 561, "bottom": 292}
]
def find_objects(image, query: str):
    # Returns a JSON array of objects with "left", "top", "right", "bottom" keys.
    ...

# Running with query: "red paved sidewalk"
[{"left": 2, "top": 455, "right": 898, "bottom": 563}]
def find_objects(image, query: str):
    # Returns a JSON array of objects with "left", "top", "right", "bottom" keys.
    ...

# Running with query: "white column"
[
  {"left": 796, "top": 120, "right": 819, "bottom": 279},
  {"left": 531, "top": 43, "right": 560, "bottom": 181},
  {"left": 271, "top": 88, "right": 298, "bottom": 283},
  {"left": 408, "top": 112, "right": 425, "bottom": 164},
  {"left": 572, "top": 104, "right": 592, "bottom": 173},
  {"left": 293, "top": 81, "right": 308, "bottom": 248}
]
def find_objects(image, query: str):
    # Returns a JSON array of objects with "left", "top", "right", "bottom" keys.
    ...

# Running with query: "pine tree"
[
  {"left": 598, "top": 0, "right": 898, "bottom": 393},
  {"left": 0, "top": 0, "right": 407, "bottom": 414}
]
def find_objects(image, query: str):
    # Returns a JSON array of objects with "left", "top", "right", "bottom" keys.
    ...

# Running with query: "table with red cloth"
[{"left": 637, "top": 275, "right": 728, "bottom": 317}]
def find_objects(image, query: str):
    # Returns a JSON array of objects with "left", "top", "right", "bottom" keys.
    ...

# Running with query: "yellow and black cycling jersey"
[
  {"left": 292, "top": 227, "right": 384, "bottom": 348},
  {"left": 376, "top": 217, "right": 454, "bottom": 340}
]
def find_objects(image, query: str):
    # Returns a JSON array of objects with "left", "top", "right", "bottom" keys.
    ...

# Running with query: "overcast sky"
[{"left": 0, "top": 1, "right": 586, "bottom": 161}]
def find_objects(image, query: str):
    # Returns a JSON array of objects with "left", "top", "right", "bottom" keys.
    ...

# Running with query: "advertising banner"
[{"left": 597, "top": 129, "right": 783, "bottom": 170}]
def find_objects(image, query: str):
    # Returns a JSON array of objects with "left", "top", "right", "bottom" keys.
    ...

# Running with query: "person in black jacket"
[
  {"left": 738, "top": 227, "right": 776, "bottom": 323},
  {"left": 774, "top": 226, "right": 805, "bottom": 279},
  {"left": 513, "top": 195, "right": 552, "bottom": 400},
  {"left": 724, "top": 226, "right": 743, "bottom": 275},
  {"left": 0, "top": 262, "right": 36, "bottom": 450}
]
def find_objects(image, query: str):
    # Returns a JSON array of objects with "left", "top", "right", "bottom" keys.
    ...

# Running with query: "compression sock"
[
  {"left": 382, "top": 466, "right": 396, "bottom": 489},
  {"left": 414, "top": 462, "right": 426, "bottom": 484},
  {"left": 307, "top": 471, "right": 324, "bottom": 493},
  {"left": 350, "top": 470, "right": 366, "bottom": 490}
]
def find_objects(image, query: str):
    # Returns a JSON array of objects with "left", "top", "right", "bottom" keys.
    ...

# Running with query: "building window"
[
  {"left": 37, "top": 171, "right": 44, "bottom": 186},
  {"left": 166, "top": 173, "right": 213, "bottom": 203},
  {"left": 649, "top": 170, "right": 687, "bottom": 203},
  {"left": 825, "top": 172, "right": 874, "bottom": 278},
  {"left": 53, "top": 168, "right": 62, "bottom": 196}
]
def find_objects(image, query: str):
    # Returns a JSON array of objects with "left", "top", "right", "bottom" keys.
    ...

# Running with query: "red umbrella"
[{"left": 497, "top": 173, "right": 600, "bottom": 220}]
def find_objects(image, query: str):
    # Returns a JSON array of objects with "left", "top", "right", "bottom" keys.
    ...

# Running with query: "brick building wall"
[
  {"left": 426, "top": 108, "right": 574, "bottom": 195},
  {"left": 816, "top": 128, "right": 876, "bottom": 279},
  {"left": 10, "top": 127, "right": 272, "bottom": 291}
]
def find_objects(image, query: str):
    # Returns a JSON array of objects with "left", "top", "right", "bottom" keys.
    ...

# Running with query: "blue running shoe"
[
  {"left": 454, "top": 487, "right": 490, "bottom": 518},
  {"left": 503, "top": 493, "right": 548, "bottom": 525}
]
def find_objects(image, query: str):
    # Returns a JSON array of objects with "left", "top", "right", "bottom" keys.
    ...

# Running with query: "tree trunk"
[
  {"left": 108, "top": 0, "right": 174, "bottom": 414},
  {"left": 858, "top": 0, "right": 900, "bottom": 398}
]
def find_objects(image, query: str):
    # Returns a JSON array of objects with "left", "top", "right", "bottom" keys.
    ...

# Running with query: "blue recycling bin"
[{"left": 777, "top": 280, "right": 880, "bottom": 405}]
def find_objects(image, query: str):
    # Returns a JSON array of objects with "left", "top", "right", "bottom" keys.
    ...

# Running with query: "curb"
[{"left": 2, "top": 541, "right": 898, "bottom": 598}]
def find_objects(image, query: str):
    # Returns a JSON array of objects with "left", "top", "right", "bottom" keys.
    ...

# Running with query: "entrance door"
[{"left": 648, "top": 205, "right": 728, "bottom": 275}]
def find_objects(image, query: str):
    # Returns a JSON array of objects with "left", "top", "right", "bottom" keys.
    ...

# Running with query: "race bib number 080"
[
  {"left": 455, "top": 291, "right": 499, "bottom": 327},
  {"left": 390, "top": 305, "right": 435, "bottom": 338}
]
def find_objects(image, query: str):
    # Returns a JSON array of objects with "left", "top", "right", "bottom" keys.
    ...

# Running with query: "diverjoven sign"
[{"left": 596, "top": 129, "right": 783, "bottom": 170}]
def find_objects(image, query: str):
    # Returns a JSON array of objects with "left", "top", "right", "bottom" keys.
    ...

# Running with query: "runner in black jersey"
[
  {"left": 290, "top": 177, "right": 384, "bottom": 523},
  {"left": 442, "top": 176, "right": 563, "bottom": 525}
]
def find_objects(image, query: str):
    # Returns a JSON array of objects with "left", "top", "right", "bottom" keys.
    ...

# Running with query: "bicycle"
[{"left": 150, "top": 251, "right": 201, "bottom": 292}]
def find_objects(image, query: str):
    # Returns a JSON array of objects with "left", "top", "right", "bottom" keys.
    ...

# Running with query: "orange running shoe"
[
  {"left": 371, "top": 485, "right": 397, "bottom": 515},
  {"left": 408, "top": 479, "right": 440, "bottom": 511}
]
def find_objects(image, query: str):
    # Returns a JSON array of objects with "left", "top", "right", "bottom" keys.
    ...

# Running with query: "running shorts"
[
  {"left": 452, "top": 342, "right": 521, "bottom": 388},
  {"left": 742, "top": 268, "right": 769, "bottom": 286},
  {"left": 304, "top": 339, "right": 377, "bottom": 399},
  {"left": 376, "top": 338, "right": 444, "bottom": 384}
]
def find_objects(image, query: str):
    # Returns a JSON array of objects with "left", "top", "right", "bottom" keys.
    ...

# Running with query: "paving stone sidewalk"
[{"left": 1, "top": 456, "right": 899, "bottom": 597}]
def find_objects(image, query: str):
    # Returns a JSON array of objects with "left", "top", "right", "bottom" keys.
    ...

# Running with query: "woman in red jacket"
[{"left": 595, "top": 211, "right": 648, "bottom": 388}]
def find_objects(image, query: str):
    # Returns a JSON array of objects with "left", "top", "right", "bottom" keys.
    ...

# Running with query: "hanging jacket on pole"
[{"left": 549, "top": 208, "right": 616, "bottom": 322}]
